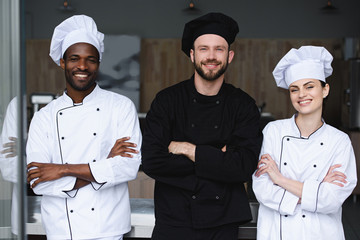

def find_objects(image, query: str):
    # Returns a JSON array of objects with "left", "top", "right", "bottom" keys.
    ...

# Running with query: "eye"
[
  {"left": 290, "top": 88, "right": 298, "bottom": 93},
  {"left": 306, "top": 85, "right": 314, "bottom": 89},
  {"left": 88, "top": 58, "right": 98, "bottom": 64},
  {"left": 69, "top": 57, "right": 78, "bottom": 62}
]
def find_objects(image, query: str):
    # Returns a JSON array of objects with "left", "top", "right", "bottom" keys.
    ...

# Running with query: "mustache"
[{"left": 201, "top": 60, "right": 221, "bottom": 65}]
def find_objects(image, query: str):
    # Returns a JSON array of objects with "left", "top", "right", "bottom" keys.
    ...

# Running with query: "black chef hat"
[{"left": 181, "top": 12, "right": 239, "bottom": 57}]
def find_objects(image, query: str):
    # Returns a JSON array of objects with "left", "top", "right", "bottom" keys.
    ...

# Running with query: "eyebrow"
[
  {"left": 68, "top": 54, "right": 98, "bottom": 59},
  {"left": 303, "top": 81, "right": 315, "bottom": 86},
  {"left": 196, "top": 45, "right": 227, "bottom": 49},
  {"left": 289, "top": 80, "right": 315, "bottom": 88}
]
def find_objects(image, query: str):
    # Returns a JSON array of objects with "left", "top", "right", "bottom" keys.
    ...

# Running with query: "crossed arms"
[{"left": 27, "top": 137, "right": 138, "bottom": 190}]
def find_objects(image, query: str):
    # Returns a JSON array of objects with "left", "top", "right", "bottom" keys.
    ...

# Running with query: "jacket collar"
[
  {"left": 291, "top": 114, "right": 326, "bottom": 139},
  {"left": 189, "top": 75, "right": 226, "bottom": 102},
  {"left": 62, "top": 84, "right": 100, "bottom": 106}
]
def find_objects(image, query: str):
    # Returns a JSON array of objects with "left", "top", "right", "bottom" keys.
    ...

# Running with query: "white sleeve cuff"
[
  {"left": 55, "top": 176, "right": 77, "bottom": 197},
  {"left": 278, "top": 190, "right": 299, "bottom": 215},
  {"left": 88, "top": 160, "right": 113, "bottom": 184},
  {"left": 301, "top": 179, "right": 321, "bottom": 212}
]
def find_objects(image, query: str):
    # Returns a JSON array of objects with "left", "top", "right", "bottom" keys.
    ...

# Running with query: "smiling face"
[
  {"left": 289, "top": 78, "right": 329, "bottom": 117},
  {"left": 60, "top": 42, "right": 100, "bottom": 93},
  {"left": 190, "top": 34, "right": 234, "bottom": 82}
]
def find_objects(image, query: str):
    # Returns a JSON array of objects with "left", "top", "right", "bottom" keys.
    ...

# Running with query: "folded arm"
[{"left": 27, "top": 136, "right": 139, "bottom": 189}]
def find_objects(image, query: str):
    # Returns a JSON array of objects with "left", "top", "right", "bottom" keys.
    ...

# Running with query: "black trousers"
[{"left": 151, "top": 223, "right": 239, "bottom": 240}]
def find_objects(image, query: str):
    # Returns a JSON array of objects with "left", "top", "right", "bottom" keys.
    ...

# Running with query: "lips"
[
  {"left": 299, "top": 100, "right": 311, "bottom": 105},
  {"left": 73, "top": 72, "right": 89, "bottom": 79},
  {"left": 202, "top": 61, "right": 220, "bottom": 69}
]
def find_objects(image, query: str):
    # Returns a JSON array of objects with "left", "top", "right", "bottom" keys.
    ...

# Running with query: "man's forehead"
[
  {"left": 193, "top": 34, "right": 229, "bottom": 47},
  {"left": 65, "top": 42, "right": 99, "bottom": 56}
]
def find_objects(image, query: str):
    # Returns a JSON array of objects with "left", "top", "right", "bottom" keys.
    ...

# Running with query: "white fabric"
[
  {"left": 49, "top": 15, "right": 104, "bottom": 66},
  {"left": 58, "top": 234, "right": 123, "bottom": 240},
  {"left": 0, "top": 97, "right": 18, "bottom": 182},
  {"left": 252, "top": 115, "right": 357, "bottom": 240},
  {"left": 272, "top": 46, "right": 333, "bottom": 89},
  {"left": 0, "top": 97, "right": 19, "bottom": 235},
  {"left": 26, "top": 85, "right": 142, "bottom": 239}
]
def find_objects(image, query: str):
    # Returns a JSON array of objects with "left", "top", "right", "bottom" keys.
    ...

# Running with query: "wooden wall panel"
[
  {"left": 26, "top": 38, "right": 349, "bottom": 199},
  {"left": 139, "top": 39, "right": 193, "bottom": 112},
  {"left": 140, "top": 38, "right": 343, "bottom": 120},
  {"left": 348, "top": 131, "right": 360, "bottom": 195},
  {"left": 26, "top": 40, "right": 65, "bottom": 102},
  {"left": 26, "top": 38, "right": 343, "bottom": 121},
  {"left": 128, "top": 171, "right": 154, "bottom": 199}
]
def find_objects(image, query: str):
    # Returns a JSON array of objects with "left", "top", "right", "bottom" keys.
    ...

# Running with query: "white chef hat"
[
  {"left": 49, "top": 15, "right": 104, "bottom": 66},
  {"left": 272, "top": 46, "right": 333, "bottom": 89}
]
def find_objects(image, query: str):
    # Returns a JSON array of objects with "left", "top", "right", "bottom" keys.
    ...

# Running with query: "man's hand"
[
  {"left": 1, "top": 137, "right": 17, "bottom": 158},
  {"left": 323, "top": 164, "right": 347, "bottom": 187},
  {"left": 107, "top": 136, "right": 139, "bottom": 158},
  {"left": 168, "top": 141, "right": 196, "bottom": 162},
  {"left": 27, "top": 162, "right": 67, "bottom": 188}
]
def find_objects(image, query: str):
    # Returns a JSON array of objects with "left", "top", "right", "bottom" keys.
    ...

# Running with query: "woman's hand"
[
  {"left": 255, "top": 154, "right": 283, "bottom": 185},
  {"left": 323, "top": 164, "right": 347, "bottom": 187},
  {"left": 255, "top": 153, "right": 304, "bottom": 199}
]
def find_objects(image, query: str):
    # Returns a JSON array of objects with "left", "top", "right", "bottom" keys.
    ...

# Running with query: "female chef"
[{"left": 252, "top": 45, "right": 357, "bottom": 240}]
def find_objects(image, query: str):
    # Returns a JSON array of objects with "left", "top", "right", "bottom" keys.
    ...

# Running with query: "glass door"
[{"left": 0, "top": 0, "right": 26, "bottom": 239}]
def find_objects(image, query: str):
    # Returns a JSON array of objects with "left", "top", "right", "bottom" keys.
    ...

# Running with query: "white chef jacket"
[
  {"left": 26, "top": 85, "right": 142, "bottom": 240},
  {"left": 0, "top": 97, "right": 19, "bottom": 235},
  {"left": 252, "top": 115, "right": 357, "bottom": 240}
]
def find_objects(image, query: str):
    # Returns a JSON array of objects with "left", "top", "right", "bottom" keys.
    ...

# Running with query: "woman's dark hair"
[{"left": 320, "top": 80, "right": 329, "bottom": 114}]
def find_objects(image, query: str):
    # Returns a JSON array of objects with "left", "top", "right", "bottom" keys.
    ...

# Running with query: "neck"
[
  {"left": 295, "top": 111, "right": 323, "bottom": 137},
  {"left": 194, "top": 72, "right": 224, "bottom": 96},
  {"left": 66, "top": 84, "right": 96, "bottom": 104}
]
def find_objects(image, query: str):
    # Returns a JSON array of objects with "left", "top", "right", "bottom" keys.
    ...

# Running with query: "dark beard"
[
  {"left": 193, "top": 57, "right": 228, "bottom": 82},
  {"left": 65, "top": 71, "right": 97, "bottom": 91}
]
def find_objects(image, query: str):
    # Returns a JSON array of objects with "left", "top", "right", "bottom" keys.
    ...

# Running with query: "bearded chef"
[
  {"left": 26, "top": 15, "right": 141, "bottom": 240},
  {"left": 252, "top": 46, "right": 357, "bottom": 240},
  {"left": 142, "top": 12, "right": 262, "bottom": 240}
]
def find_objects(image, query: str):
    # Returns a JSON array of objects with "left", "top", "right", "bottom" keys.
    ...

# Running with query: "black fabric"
[
  {"left": 142, "top": 76, "right": 262, "bottom": 229},
  {"left": 151, "top": 223, "right": 239, "bottom": 240},
  {"left": 181, "top": 12, "right": 239, "bottom": 56}
]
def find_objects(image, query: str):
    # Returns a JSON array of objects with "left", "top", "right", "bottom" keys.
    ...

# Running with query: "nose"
[
  {"left": 206, "top": 49, "right": 216, "bottom": 60},
  {"left": 299, "top": 88, "right": 307, "bottom": 98},
  {"left": 77, "top": 58, "right": 88, "bottom": 70}
]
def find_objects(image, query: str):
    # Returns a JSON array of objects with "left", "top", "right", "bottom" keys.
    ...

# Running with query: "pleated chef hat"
[
  {"left": 272, "top": 46, "right": 333, "bottom": 89},
  {"left": 181, "top": 12, "right": 239, "bottom": 57},
  {"left": 49, "top": 15, "right": 104, "bottom": 66}
]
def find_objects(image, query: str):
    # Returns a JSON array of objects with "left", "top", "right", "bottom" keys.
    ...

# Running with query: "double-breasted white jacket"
[
  {"left": 26, "top": 85, "right": 142, "bottom": 239},
  {"left": 252, "top": 115, "right": 357, "bottom": 240}
]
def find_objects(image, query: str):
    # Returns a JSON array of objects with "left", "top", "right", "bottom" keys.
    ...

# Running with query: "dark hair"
[
  {"left": 320, "top": 80, "right": 329, "bottom": 115},
  {"left": 320, "top": 80, "right": 327, "bottom": 88}
]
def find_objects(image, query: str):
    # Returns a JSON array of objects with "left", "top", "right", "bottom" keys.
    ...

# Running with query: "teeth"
[
  {"left": 205, "top": 64, "right": 217, "bottom": 68},
  {"left": 299, "top": 100, "right": 311, "bottom": 104},
  {"left": 75, "top": 74, "right": 87, "bottom": 77}
]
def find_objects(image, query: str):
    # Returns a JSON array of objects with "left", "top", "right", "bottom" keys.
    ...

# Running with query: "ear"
[
  {"left": 323, "top": 83, "right": 330, "bottom": 98},
  {"left": 228, "top": 50, "right": 235, "bottom": 64},
  {"left": 60, "top": 58, "right": 65, "bottom": 70},
  {"left": 190, "top": 49, "right": 195, "bottom": 63}
]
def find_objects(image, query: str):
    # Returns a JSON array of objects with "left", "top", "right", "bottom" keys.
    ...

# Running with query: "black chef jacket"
[{"left": 142, "top": 76, "right": 262, "bottom": 229}]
